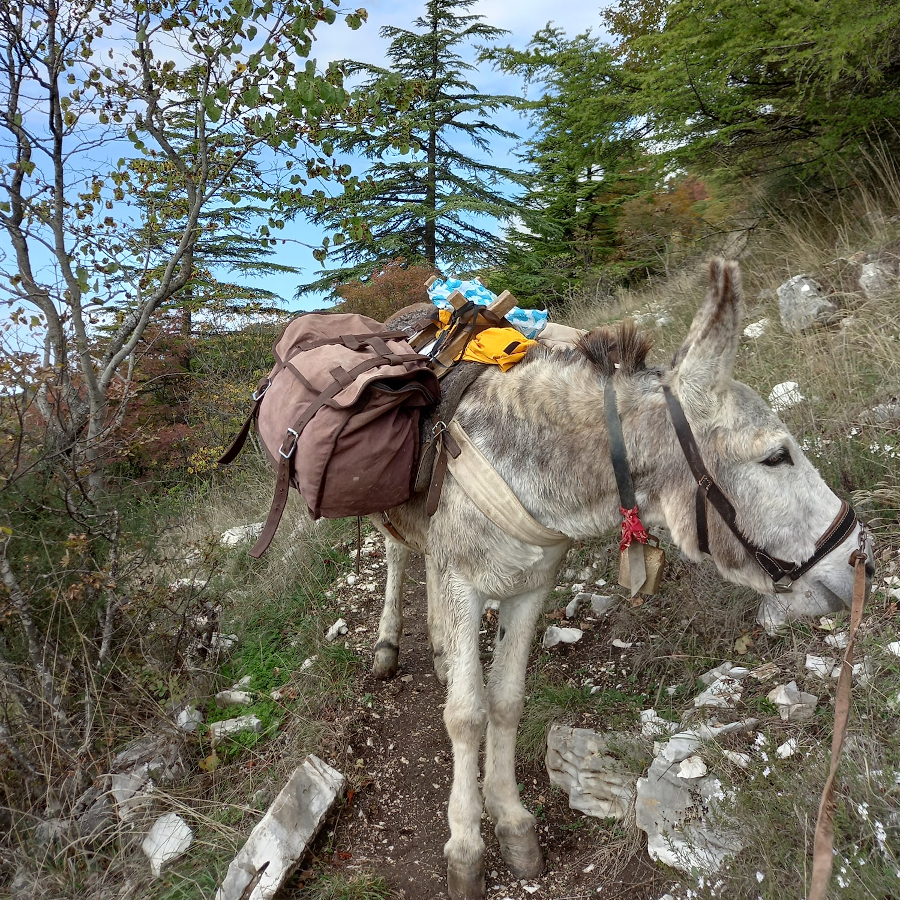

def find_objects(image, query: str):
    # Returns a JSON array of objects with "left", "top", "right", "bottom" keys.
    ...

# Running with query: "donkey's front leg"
[
  {"left": 442, "top": 571, "right": 489, "bottom": 900},
  {"left": 372, "top": 536, "right": 409, "bottom": 680},
  {"left": 483, "top": 588, "right": 547, "bottom": 879}
]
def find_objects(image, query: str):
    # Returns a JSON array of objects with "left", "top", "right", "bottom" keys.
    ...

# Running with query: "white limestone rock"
[
  {"left": 635, "top": 720, "right": 756, "bottom": 875},
  {"left": 699, "top": 662, "right": 750, "bottom": 685},
  {"left": 542, "top": 626, "right": 583, "bottom": 649},
  {"left": 215, "top": 690, "right": 252, "bottom": 708},
  {"left": 220, "top": 523, "right": 264, "bottom": 547},
  {"left": 215, "top": 756, "right": 345, "bottom": 900},
  {"left": 209, "top": 716, "right": 262, "bottom": 746},
  {"left": 636, "top": 756, "right": 740, "bottom": 874},
  {"left": 107, "top": 732, "right": 188, "bottom": 821},
  {"left": 175, "top": 706, "right": 204, "bottom": 733},
  {"left": 805, "top": 654, "right": 840, "bottom": 678},
  {"left": 142, "top": 813, "right": 193, "bottom": 877},
  {"left": 766, "top": 681, "right": 818, "bottom": 722},
  {"left": 776, "top": 738, "right": 798, "bottom": 759},
  {"left": 858, "top": 261, "right": 897, "bottom": 299},
  {"left": 565, "top": 594, "right": 587, "bottom": 619},
  {"left": 769, "top": 381, "right": 804, "bottom": 412},
  {"left": 678, "top": 756, "right": 708, "bottom": 779},
  {"left": 545, "top": 725, "right": 645, "bottom": 821},
  {"left": 640, "top": 709, "right": 680, "bottom": 738},
  {"left": 565, "top": 591, "right": 614, "bottom": 618},
  {"left": 694, "top": 676, "right": 742, "bottom": 709},
  {"left": 169, "top": 577, "right": 209, "bottom": 592},
  {"left": 776, "top": 275, "right": 838, "bottom": 332},
  {"left": 325, "top": 619, "right": 348, "bottom": 642},
  {"left": 743, "top": 318, "right": 769, "bottom": 339}
]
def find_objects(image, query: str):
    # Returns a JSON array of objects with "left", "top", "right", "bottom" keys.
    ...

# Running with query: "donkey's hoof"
[
  {"left": 497, "top": 826, "right": 543, "bottom": 879},
  {"left": 447, "top": 858, "right": 485, "bottom": 900},
  {"left": 372, "top": 642, "right": 399, "bottom": 680}
]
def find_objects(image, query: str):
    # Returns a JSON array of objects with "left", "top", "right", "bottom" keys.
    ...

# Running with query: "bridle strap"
[{"left": 661, "top": 384, "right": 858, "bottom": 588}]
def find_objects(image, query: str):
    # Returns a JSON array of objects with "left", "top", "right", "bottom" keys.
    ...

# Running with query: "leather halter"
[{"left": 661, "top": 384, "right": 859, "bottom": 592}]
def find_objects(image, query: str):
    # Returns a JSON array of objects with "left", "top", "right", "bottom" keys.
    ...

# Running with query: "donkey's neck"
[{"left": 454, "top": 352, "right": 670, "bottom": 541}]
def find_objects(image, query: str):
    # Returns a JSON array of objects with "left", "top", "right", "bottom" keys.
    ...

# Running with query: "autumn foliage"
[{"left": 332, "top": 260, "right": 440, "bottom": 323}]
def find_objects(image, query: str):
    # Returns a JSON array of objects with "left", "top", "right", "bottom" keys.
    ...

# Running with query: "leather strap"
[
  {"left": 604, "top": 380, "right": 637, "bottom": 509},
  {"left": 426, "top": 424, "right": 460, "bottom": 517},
  {"left": 249, "top": 430, "right": 296, "bottom": 559},
  {"left": 249, "top": 375, "right": 350, "bottom": 559},
  {"left": 809, "top": 540, "right": 869, "bottom": 900},
  {"left": 661, "top": 384, "right": 858, "bottom": 589},
  {"left": 444, "top": 420, "right": 568, "bottom": 547},
  {"left": 380, "top": 512, "right": 417, "bottom": 551},
  {"left": 604, "top": 380, "right": 647, "bottom": 595},
  {"left": 218, "top": 377, "right": 269, "bottom": 465}
]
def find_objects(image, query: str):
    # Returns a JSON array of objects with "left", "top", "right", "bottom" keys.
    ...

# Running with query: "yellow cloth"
[{"left": 436, "top": 310, "right": 536, "bottom": 372}]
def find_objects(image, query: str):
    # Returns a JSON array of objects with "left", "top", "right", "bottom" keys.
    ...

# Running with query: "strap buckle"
[
  {"left": 772, "top": 575, "right": 795, "bottom": 594},
  {"left": 279, "top": 428, "right": 299, "bottom": 459},
  {"left": 253, "top": 379, "right": 270, "bottom": 401}
]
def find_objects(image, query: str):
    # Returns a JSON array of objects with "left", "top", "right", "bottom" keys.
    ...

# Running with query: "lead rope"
[{"left": 808, "top": 527, "right": 869, "bottom": 900}]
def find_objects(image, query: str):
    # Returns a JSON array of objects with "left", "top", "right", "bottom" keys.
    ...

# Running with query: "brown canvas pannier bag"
[{"left": 219, "top": 312, "right": 440, "bottom": 558}]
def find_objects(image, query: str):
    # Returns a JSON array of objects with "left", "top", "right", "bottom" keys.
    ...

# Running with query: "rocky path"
[{"left": 303, "top": 545, "right": 666, "bottom": 900}]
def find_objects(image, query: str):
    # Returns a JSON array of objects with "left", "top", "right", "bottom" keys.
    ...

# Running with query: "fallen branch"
[{"left": 0, "top": 720, "right": 40, "bottom": 779}]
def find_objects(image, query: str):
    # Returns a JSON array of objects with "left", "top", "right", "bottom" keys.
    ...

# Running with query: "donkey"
[{"left": 368, "top": 259, "right": 872, "bottom": 900}]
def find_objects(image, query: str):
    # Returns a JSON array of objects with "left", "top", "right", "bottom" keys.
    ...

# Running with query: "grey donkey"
[{"left": 368, "top": 259, "right": 873, "bottom": 900}]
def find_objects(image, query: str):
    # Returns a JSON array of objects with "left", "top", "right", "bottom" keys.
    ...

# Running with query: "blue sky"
[{"left": 274, "top": 0, "right": 612, "bottom": 310}]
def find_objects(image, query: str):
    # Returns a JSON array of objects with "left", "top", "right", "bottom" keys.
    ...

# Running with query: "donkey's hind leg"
[
  {"left": 426, "top": 553, "right": 449, "bottom": 684},
  {"left": 372, "top": 536, "right": 410, "bottom": 680},
  {"left": 441, "top": 569, "right": 489, "bottom": 900},
  {"left": 483, "top": 588, "right": 547, "bottom": 879}
]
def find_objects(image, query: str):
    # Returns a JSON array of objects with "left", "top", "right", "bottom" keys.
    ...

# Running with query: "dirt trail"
[{"left": 306, "top": 552, "right": 666, "bottom": 900}]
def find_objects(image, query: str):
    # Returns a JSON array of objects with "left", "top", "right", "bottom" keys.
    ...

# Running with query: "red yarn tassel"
[{"left": 620, "top": 505, "right": 649, "bottom": 552}]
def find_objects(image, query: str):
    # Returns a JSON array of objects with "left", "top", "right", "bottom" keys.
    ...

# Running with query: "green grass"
[{"left": 295, "top": 872, "right": 394, "bottom": 900}]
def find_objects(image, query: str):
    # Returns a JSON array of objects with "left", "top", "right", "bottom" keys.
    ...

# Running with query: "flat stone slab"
[
  {"left": 215, "top": 755, "right": 345, "bottom": 900},
  {"left": 546, "top": 725, "right": 646, "bottom": 820}
]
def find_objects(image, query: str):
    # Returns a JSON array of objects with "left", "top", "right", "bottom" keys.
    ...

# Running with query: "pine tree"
[
  {"left": 297, "top": 0, "right": 523, "bottom": 297},
  {"left": 605, "top": 0, "right": 900, "bottom": 181},
  {"left": 485, "top": 27, "right": 650, "bottom": 302}
]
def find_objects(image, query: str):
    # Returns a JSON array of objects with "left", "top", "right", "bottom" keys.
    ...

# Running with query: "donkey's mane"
[
  {"left": 575, "top": 320, "right": 653, "bottom": 377},
  {"left": 522, "top": 320, "right": 654, "bottom": 378}
]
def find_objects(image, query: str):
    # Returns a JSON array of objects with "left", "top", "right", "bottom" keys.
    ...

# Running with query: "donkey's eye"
[{"left": 762, "top": 447, "right": 793, "bottom": 467}]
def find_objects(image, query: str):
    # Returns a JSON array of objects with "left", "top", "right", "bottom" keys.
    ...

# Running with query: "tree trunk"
[
  {"left": 179, "top": 301, "right": 193, "bottom": 372},
  {"left": 424, "top": 6, "right": 439, "bottom": 266}
]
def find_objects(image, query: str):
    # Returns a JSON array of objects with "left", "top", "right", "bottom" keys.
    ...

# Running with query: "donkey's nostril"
[{"left": 865, "top": 560, "right": 876, "bottom": 580}]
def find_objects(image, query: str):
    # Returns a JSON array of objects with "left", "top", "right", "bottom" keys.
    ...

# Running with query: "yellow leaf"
[
  {"left": 199, "top": 752, "right": 221, "bottom": 773},
  {"left": 734, "top": 634, "right": 754, "bottom": 656}
]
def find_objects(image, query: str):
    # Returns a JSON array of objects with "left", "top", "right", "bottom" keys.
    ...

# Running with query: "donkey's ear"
[{"left": 672, "top": 258, "right": 743, "bottom": 405}]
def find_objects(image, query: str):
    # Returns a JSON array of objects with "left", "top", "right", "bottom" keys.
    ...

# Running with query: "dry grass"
[{"left": 8, "top": 165, "right": 900, "bottom": 900}]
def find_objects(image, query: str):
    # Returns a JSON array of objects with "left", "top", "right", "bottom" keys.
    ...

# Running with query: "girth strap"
[{"left": 434, "top": 420, "right": 569, "bottom": 547}]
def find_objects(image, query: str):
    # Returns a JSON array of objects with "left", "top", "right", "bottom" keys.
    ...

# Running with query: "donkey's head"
[{"left": 654, "top": 259, "right": 872, "bottom": 629}]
